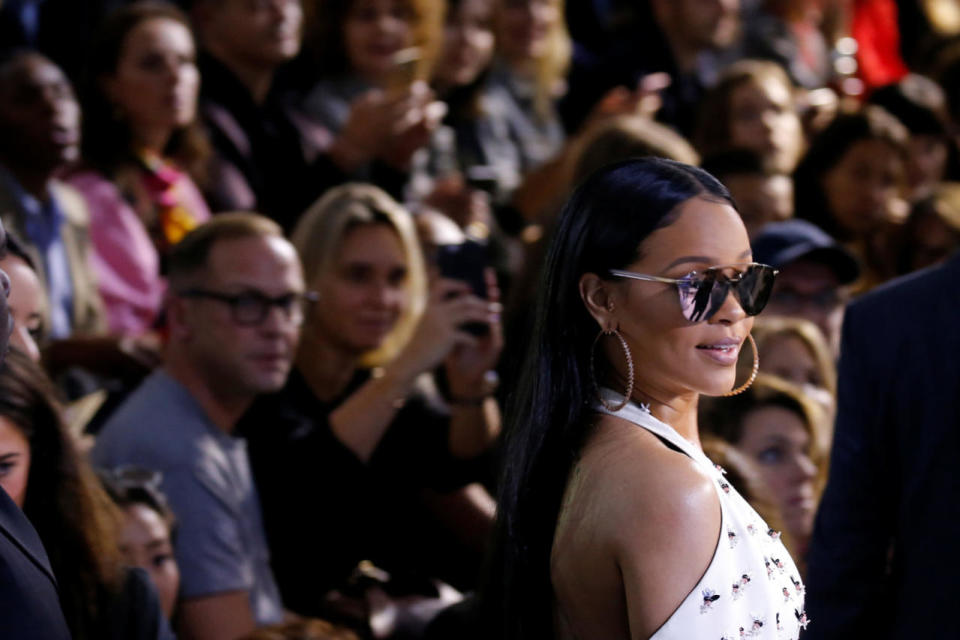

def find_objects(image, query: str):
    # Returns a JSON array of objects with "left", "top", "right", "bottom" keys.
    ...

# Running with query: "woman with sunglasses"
[{"left": 485, "top": 157, "right": 807, "bottom": 639}]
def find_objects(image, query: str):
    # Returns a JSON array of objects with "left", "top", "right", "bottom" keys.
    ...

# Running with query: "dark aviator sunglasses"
[{"left": 609, "top": 263, "right": 778, "bottom": 322}]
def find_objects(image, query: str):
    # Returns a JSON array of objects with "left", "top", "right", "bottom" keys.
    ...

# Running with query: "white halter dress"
[{"left": 597, "top": 389, "right": 809, "bottom": 639}]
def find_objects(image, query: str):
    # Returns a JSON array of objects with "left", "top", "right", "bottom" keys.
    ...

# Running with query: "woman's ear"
[{"left": 579, "top": 272, "right": 617, "bottom": 332}]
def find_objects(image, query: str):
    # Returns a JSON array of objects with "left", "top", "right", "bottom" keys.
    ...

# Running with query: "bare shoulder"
[{"left": 578, "top": 413, "right": 722, "bottom": 638}]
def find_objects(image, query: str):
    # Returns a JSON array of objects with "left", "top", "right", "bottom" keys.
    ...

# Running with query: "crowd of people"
[{"left": 0, "top": 0, "right": 958, "bottom": 638}]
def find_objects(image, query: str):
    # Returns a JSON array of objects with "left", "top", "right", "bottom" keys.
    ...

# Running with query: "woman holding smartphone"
[
  {"left": 239, "top": 183, "right": 501, "bottom": 633},
  {"left": 487, "top": 158, "right": 808, "bottom": 639}
]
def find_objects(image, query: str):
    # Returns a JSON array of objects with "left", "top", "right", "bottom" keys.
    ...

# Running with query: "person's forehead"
[{"left": 203, "top": 235, "right": 301, "bottom": 285}]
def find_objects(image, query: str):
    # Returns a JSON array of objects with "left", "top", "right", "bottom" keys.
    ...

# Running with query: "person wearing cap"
[
  {"left": 803, "top": 251, "right": 960, "bottom": 638},
  {"left": 752, "top": 219, "right": 861, "bottom": 357}
]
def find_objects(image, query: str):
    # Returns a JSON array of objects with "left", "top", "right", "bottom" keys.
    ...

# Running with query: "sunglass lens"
[
  {"left": 734, "top": 265, "right": 777, "bottom": 315},
  {"left": 679, "top": 271, "right": 720, "bottom": 322}
]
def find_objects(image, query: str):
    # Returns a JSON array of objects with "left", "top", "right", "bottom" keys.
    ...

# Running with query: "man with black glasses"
[{"left": 92, "top": 213, "right": 308, "bottom": 640}]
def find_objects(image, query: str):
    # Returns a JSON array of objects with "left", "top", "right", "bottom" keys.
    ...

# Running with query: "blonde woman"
[{"left": 238, "top": 183, "right": 502, "bottom": 629}]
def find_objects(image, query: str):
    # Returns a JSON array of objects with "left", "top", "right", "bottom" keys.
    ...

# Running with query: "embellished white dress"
[{"left": 597, "top": 390, "right": 809, "bottom": 639}]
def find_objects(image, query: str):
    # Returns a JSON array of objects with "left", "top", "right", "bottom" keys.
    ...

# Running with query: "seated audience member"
[
  {"left": 92, "top": 213, "right": 307, "bottom": 640},
  {"left": 695, "top": 60, "right": 806, "bottom": 175},
  {"left": 301, "top": 0, "right": 446, "bottom": 173},
  {"left": 559, "top": 0, "right": 741, "bottom": 135},
  {"left": 193, "top": 0, "right": 417, "bottom": 229},
  {"left": 0, "top": 51, "right": 106, "bottom": 339},
  {"left": 239, "top": 184, "right": 501, "bottom": 632},
  {"left": 868, "top": 74, "right": 951, "bottom": 203},
  {"left": 701, "top": 148, "right": 794, "bottom": 237},
  {"left": 0, "top": 349, "right": 174, "bottom": 639},
  {"left": 1, "top": 236, "right": 44, "bottom": 361},
  {"left": 897, "top": 182, "right": 960, "bottom": 273},
  {"left": 99, "top": 465, "right": 181, "bottom": 622},
  {"left": 700, "top": 375, "right": 828, "bottom": 572},
  {"left": 793, "top": 106, "right": 909, "bottom": 288},
  {"left": 752, "top": 218, "right": 861, "bottom": 357},
  {"left": 69, "top": 1, "right": 211, "bottom": 336}
]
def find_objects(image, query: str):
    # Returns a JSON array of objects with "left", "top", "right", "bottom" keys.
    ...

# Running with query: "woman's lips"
[{"left": 695, "top": 338, "right": 742, "bottom": 366}]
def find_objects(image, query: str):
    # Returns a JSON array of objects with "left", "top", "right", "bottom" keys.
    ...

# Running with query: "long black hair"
[{"left": 484, "top": 157, "right": 734, "bottom": 637}]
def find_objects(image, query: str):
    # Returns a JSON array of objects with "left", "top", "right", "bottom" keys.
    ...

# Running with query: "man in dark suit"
[
  {"left": 804, "top": 253, "right": 960, "bottom": 638},
  {"left": 0, "top": 216, "right": 72, "bottom": 638}
]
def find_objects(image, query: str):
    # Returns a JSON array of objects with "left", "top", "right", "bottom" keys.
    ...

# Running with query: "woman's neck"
[
  {"left": 644, "top": 394, "right": 701, "bottom": 448},
  {"left": 132, "top": 126, "right": 173, "bottom": 157},
  {"left": 295, "top": 333, "right": 360, "bottom": 402}
]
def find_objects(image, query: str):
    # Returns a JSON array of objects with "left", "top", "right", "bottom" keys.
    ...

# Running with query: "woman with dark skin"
[{"left": 485, "top": 158, "right": 807, "bottom": 639}]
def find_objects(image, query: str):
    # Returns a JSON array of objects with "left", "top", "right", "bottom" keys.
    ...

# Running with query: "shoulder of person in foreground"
[{"left": 582, "top": 415, "right": 722, "bottom": 636}]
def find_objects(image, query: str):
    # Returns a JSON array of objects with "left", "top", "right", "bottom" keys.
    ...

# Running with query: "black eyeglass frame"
[{"left": 178, "top": 288, "right": 319, "bottom": 326}]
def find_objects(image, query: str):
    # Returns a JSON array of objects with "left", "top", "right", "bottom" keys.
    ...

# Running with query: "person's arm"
[
  {"left": 616, "top": 452, "right": 720, "bottom": 639},
  {"left": 803, "top": 300, "right": 895, "bottom": 638},
  {"left": 177, "top": 592, "right": 257, "bottom": 640},
  {"left": 329, "top": 279, "right": 497, "bottom": 461}
]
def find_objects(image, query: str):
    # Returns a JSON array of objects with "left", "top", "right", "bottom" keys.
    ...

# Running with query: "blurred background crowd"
[{"left": 0, "top": 0, "right": 958, "bottom": 637}]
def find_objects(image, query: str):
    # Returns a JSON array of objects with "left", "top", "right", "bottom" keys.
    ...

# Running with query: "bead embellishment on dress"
[
  {"left": 764, "top": 557, "right": 774, "bottom": 579},
  {"left": 795, "top": 609, "right": 810, "bottom": 630},
  {"left": 790, "top": 575, "right": 804, "bottom": 595},
  {"left": 767, "top": 528, "right": 781, "bottom": 541},
  {"left": 782, "top": 586, "right": 792, "bottom": 602},
  {"left": 700, "top": 589, "right": 721, "bottom": 613},
  {"left": 772, "top": 557, "right": 785, "bottom": 574},
  {"left": 728, "top": 530, "right": 738, "bottom": 548}
]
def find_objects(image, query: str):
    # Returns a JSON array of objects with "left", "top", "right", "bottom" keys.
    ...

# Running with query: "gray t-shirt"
[{"left": 91, "top": 370, "right": 284, "bottom": 627}]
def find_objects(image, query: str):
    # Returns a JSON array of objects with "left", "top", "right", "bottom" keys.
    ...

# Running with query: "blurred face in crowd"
[
  {"left": 199, "top": 0, "right": 302, "bottom": 70},
  {"left": 495, "top": 0, "right": 559, "bottom": 64},
  {"left": 724, "top": 172, "right": 793, "bottom": 238},
  {"left": 656, "top": 0, "right": 739, "bottom": 53},
  {"left": 103, "top": 17, "right": 199, "bottom": 148},
  {"left": 0, "top": 54, "right": 79, "bottom": 173},
  {"left": 602, "top": 198, "right": 755, "bottom": 399},
  {"left": 736, "top": 404, "right": 818, "bottom": 544},
  {"left": 763, "top": 260, "right": 845, "bottom": 357},
  {"left": 905, "top": 134, "right": 948, "bottom": 201},
  {"left": 728, "top": 76, "right": 803, "bottom": 174},
  {"left": 343, "top": 0, "right": 415, "bottom": 83},
  {"left": 0, "top": 417, "right": 30, "bottom": 508},
  {"left": 821, "top": 139, "right": 904, "bottom": 236},
  {"left": 0, "top": 255, "right": 42, "bottom": 363},
  {"left": 904, "top": 208, "right": 960, "bottom": 271},
  {"left": 761, "top": 334, "right": 824, "bottom": 389},
  {"left": 435, "top": 0, "right": 494, "bottom": 89},
  {"left": 309, "top": 223, "right": 408, "bottom": 355},
  {"left": 176, "top": 234, "right": 305, "bottom": 398},
  {"left": 118, "top": 504, "right": 180, "bottom": 619}
]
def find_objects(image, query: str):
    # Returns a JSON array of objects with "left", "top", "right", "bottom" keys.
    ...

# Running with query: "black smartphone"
[{"left": 435, "top": 239, "right": 489, "bottom": 336}]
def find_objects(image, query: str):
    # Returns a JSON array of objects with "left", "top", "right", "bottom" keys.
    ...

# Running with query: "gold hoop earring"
[
  {"left": 590, "top": 328, "right": 635, "bottom": 412},
  {"left": 722, "top": 333, "right": 759, "bottom": 397}
]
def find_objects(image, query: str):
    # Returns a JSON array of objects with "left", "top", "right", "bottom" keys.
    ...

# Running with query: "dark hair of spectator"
[
  {"left": 304, "top": 0, "right": 444, "bottom": 81},
  {"left": 572, "top": 114, "right": 700, "bottom": 185},
  {"left": 793, "top": 106, "right": 908, "bottom": 239},
  {"left": 3, "top": 233, "right": 37, "bottom": 271},
  {"left": 868, "top": 75, "right": 948, "bottom": 137},
  {"left": 81, "top": 1, "right": 210, "bottom": 182},
  {"left": 694, "top": 59, "right": 795, "bottom": 162},
  {"left": 98, "top": 466, "right": 178, "bottom": 539},
  {"left": 700, "top": 374, "right": 823, "bottom": 454},
  {"left": 0, "top": 349, "right": 124, "bottom": 639},
  {"left": 484, "top": 157, "right": 735, "bottom": 637},
  {"left": 167, "top": 212, "right": 284, "bottom": 289},
  {"left": 238, "top": 619, "right": 360, "bottom": 640}
]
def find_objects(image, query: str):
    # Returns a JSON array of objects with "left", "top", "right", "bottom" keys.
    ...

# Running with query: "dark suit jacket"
[
  {"left": 805, "top": 254, "right": 960, "bottom": 638},
  {"left": 0, "top": 485, "right": 71, "bottom": 638}
]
